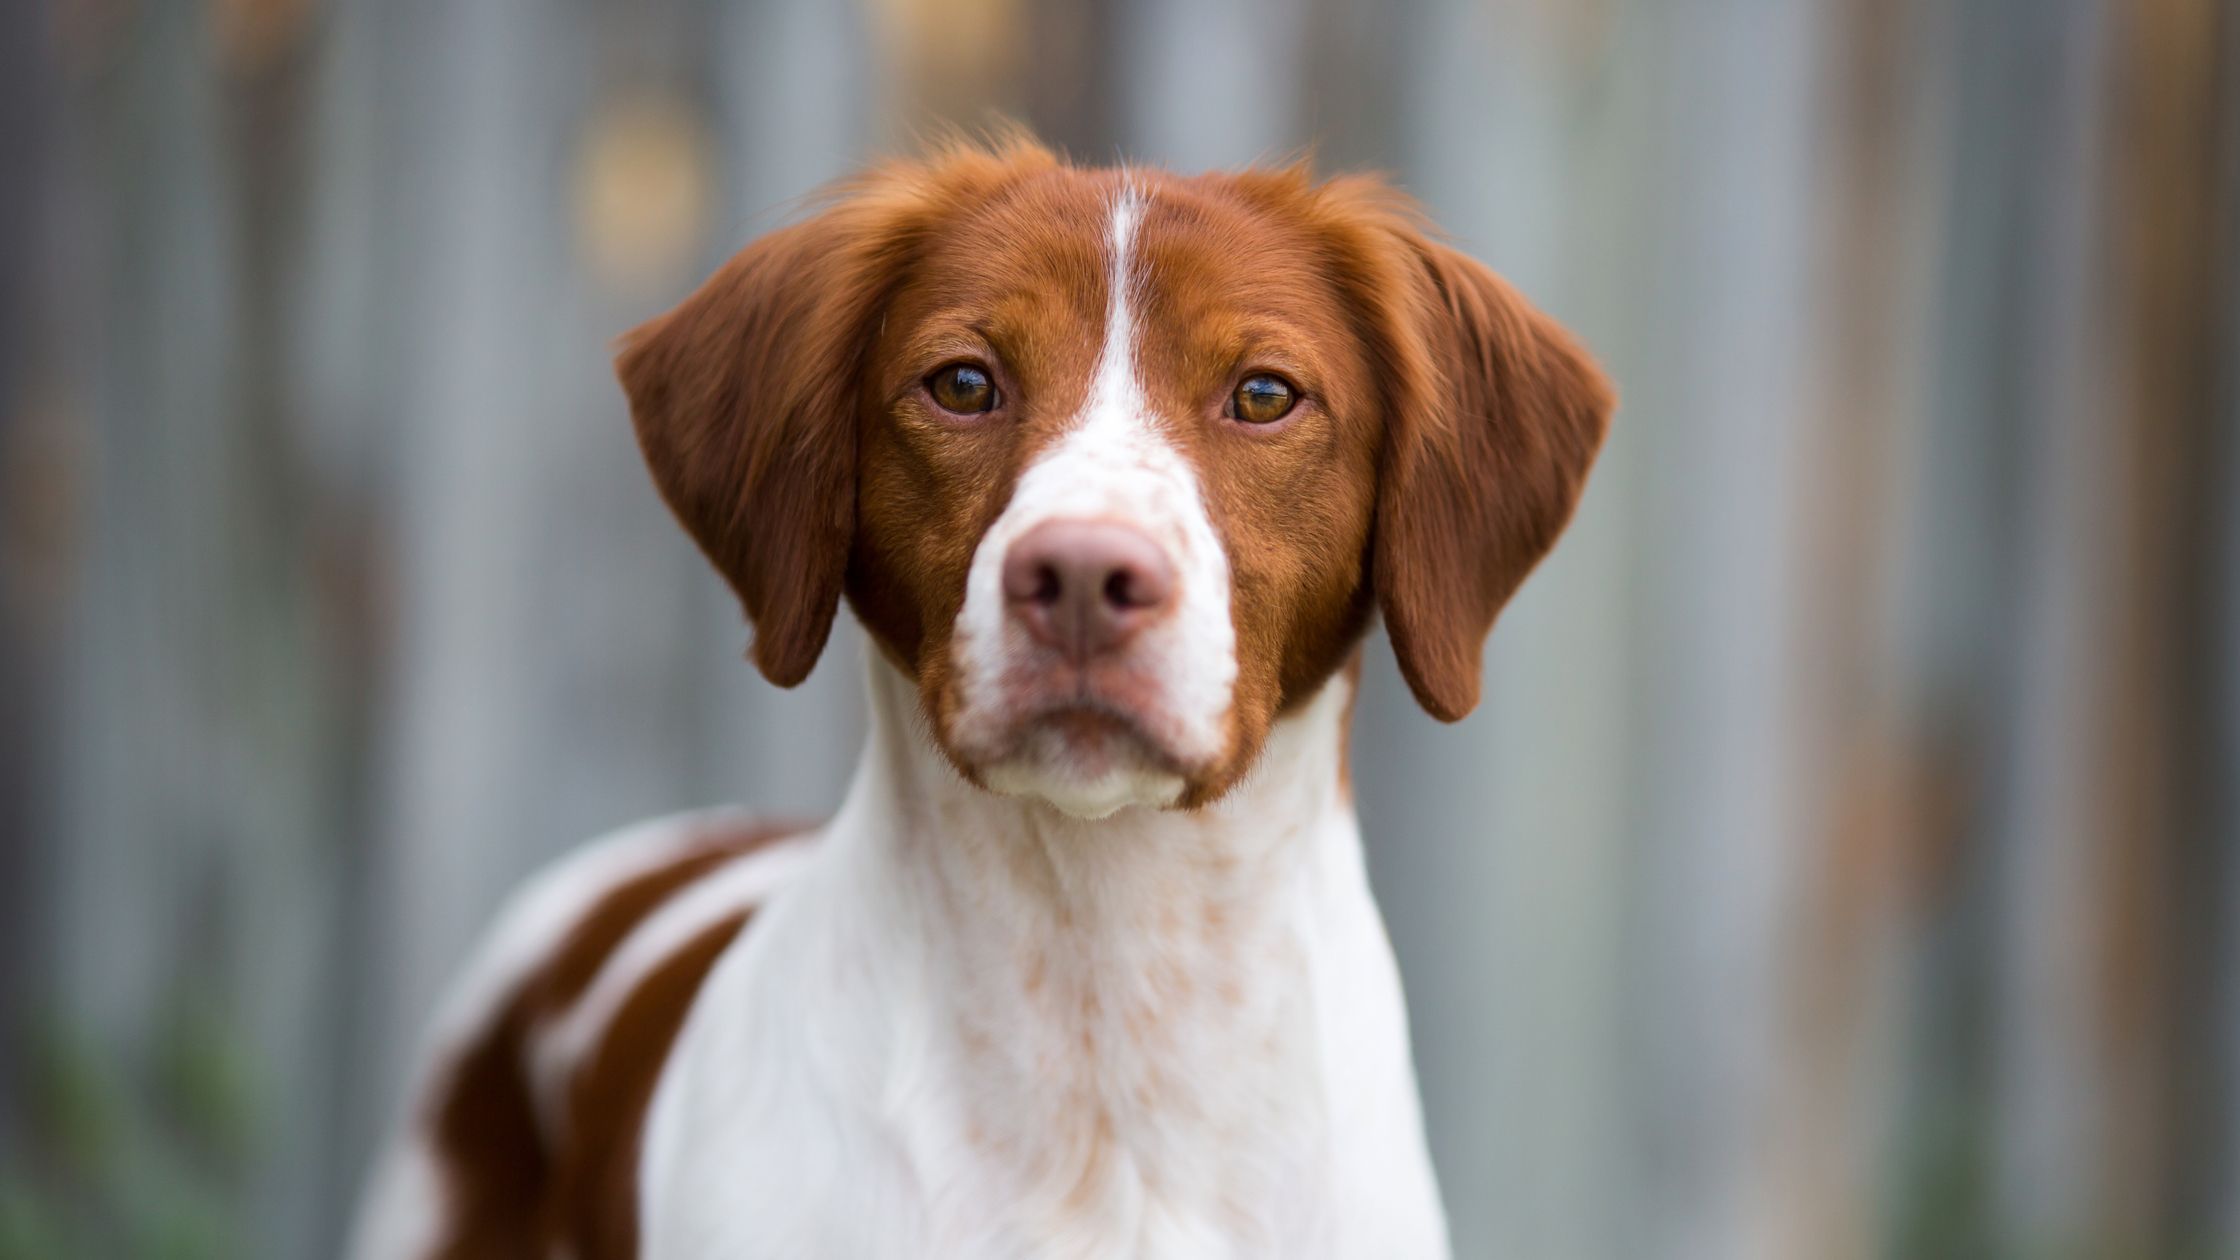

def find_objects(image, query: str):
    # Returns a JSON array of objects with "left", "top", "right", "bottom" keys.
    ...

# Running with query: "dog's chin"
[{"left": 972, "top": 710, "right": 1189, "bottom": 820}]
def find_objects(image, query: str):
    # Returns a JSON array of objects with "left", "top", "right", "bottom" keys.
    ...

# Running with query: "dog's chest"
[
  {"left": 634, "top": 838, "right": 1432, "bottom": 1259},
  {"left": 924, "top": 910, "right": 1337, "bottom": 1254},
  {"left": 631, "top": 672, "right": 1448, "bottom": 1260}
]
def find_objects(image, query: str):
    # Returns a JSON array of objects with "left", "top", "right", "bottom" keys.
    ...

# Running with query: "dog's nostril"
[{"left": 1002, "top": 520, "right": 1176, "bottom": 659}]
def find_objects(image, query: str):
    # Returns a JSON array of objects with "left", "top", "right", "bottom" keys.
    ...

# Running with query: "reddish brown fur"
[
  {"left": 549, "top": 911, "right": 750, "bottom": 1259},
  {"left": 616, "top": 144, "right": 1063, "bottom": 687},
  {"left": 429, "top": 135, "right": 1620, "bottom": 1257},
  {"left": 422, "top": 818, "right": 802, "bottom": 1260},
  {"left": 619, "top": 137, "right": 1611, "bottom": 802},
  {"left": 1303, "top": 175, "right": 1616, "bottom": 720}
]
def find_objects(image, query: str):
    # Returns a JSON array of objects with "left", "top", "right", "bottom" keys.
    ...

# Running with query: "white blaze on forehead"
[{"left": 950, "top": 183, "right": 1238, "bottom": 811}]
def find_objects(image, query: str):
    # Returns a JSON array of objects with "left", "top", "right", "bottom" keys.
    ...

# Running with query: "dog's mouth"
[
  {"left": 957, "top": 674, "right": 1198, "bottom": 817},
  {"left": 1018, "top": 697, "right": 1187, "bottom": 772}
]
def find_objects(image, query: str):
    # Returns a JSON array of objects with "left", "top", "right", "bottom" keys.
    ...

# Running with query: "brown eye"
[
  {"left": 1229, "top": 373, "right": 1297, "bottom": 425},
  {"left": 927, "top": 363, "right": 998, "bottom": 415}
]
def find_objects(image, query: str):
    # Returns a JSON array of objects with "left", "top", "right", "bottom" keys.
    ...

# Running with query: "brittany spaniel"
[{"left": 351, "top": 136, "right": 1612, "bottom": 1260}]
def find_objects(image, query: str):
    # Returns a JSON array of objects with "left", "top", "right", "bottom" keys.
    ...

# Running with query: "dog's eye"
[
  {"left": 1229, "top": 374, "right": 1296, "bottom": 425},
  {"left": 927, "top": 363, "right": 999, "bottom": 415}
]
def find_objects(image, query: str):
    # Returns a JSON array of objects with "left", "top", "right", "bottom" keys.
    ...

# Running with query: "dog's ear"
[
  {"left": 1321, "top": 179, "right": 1615, "bottom": 721},
  {"left": 615, "top": 183, "right": 921, "bottom": 687}
]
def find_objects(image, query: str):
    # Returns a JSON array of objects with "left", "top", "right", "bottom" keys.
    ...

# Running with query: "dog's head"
[{"left": 618, "top": 140, "right": 1612, "bottom": 818}]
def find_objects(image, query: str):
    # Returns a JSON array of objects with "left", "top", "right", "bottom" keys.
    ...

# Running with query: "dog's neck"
[
  {"left": 817, "top": 655, "right": 1373, "bottom": 1240},
  {"left": 843, "top": 653, "right": 1358, "bottom": 990}
]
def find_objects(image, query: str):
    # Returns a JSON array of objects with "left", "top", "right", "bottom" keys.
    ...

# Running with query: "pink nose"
[{"left": 1001, "top": 520, "right": 1176, "bottom": 664}]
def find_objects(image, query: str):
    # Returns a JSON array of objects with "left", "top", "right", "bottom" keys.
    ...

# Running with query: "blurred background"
[{"left": 1, "top": 0, "right": 2235, "bottom": 1256}]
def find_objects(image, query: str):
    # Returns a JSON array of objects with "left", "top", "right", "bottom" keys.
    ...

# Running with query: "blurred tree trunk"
[
  {"left": 32, "top": 3, "right": 356, "bottom": 1254},
  {"left": 2092, "top": 0, "right": 2238, "bottom": 1249},
  {"left": 0, "top": 0, "right": 56, "bottom": 1175},
  {"left": 7, "top": 1, "right": 2237, "bottom": 1258}
]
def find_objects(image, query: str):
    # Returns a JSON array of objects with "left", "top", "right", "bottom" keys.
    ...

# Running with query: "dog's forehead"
[
  {"left": 908, "top": 170, "right": 1319, "bottom": 325},
  {"left": 903, "top": 167, "right": 1122, "bottom": 314}
]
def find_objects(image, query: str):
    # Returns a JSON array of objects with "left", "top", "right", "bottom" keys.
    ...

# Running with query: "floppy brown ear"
[
  {"left": 1327, "top": 186, "right": 1615, "bottom": 721},
  {"left": 615, "top": 192, "right": 917, "bottom": 687}
]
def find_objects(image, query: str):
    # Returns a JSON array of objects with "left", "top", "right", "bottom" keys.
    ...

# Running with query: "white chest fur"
[{"left": 637, "top": 660, "right": 1450, "bottom": 1260}]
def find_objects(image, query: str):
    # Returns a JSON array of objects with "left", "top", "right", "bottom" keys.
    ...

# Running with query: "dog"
[{"left": 349, "top": 137, "right": 1612, "bottom": 1260}]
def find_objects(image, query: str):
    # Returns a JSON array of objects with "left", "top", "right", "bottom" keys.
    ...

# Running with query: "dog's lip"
[{"left": 968, "top": 681, "right": 1197, "bottom": 777}]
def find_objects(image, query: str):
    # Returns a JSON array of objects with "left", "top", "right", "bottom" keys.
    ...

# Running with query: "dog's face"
[{"left": 619, "top": 142, "right": 1611, "bottom": 817}]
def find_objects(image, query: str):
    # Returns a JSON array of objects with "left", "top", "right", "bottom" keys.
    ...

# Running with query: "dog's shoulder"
[{"left": 354, "top": 809, "right": 818, "bottom": 1260}]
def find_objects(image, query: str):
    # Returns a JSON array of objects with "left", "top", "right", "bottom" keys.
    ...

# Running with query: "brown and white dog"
[{"left": 350, "top": 138, "right": 1612, "bottom": 1260}]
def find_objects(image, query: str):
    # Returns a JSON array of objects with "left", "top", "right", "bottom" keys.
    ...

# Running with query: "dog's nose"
[{"left": 1002, "top": 520, "right": 1176, "bottom": 663}]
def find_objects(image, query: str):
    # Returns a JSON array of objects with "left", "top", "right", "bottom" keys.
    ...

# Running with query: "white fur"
[
  {"left": 950, "top": 184, "right": 1238, "bottom": 817},
  {"left": 635, "top": 656, "right": 1449, "bottom": 1259},
  {"left": 346, "top": 1137, "right": 443, "bottom": 1260},
  {"left": 348, "top": 669, "right": 1449, "bottom": 1260},
  {"left": 345, "top": 809, "right": 761, "bottom": 1260},
  {"left": 529, "top": 835, "right": 816, "bottom": 1137}
]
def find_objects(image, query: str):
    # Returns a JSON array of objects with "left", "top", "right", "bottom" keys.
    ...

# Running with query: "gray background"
[{"left": 1, "top": 0, "right": 2235, "bottom": 1256}]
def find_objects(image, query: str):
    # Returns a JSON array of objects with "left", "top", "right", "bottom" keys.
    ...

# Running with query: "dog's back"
[{"left": 349, "top": 811, "right": 816, "bottom": 1260}]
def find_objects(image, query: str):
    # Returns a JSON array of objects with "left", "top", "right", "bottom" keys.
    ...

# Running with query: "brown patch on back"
[
  {"left": 550, "top": 911, "right": 750, "bottom": 1259},
  {"left": 423, "top": 817, "right": 805, "bottom": 1260}
]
